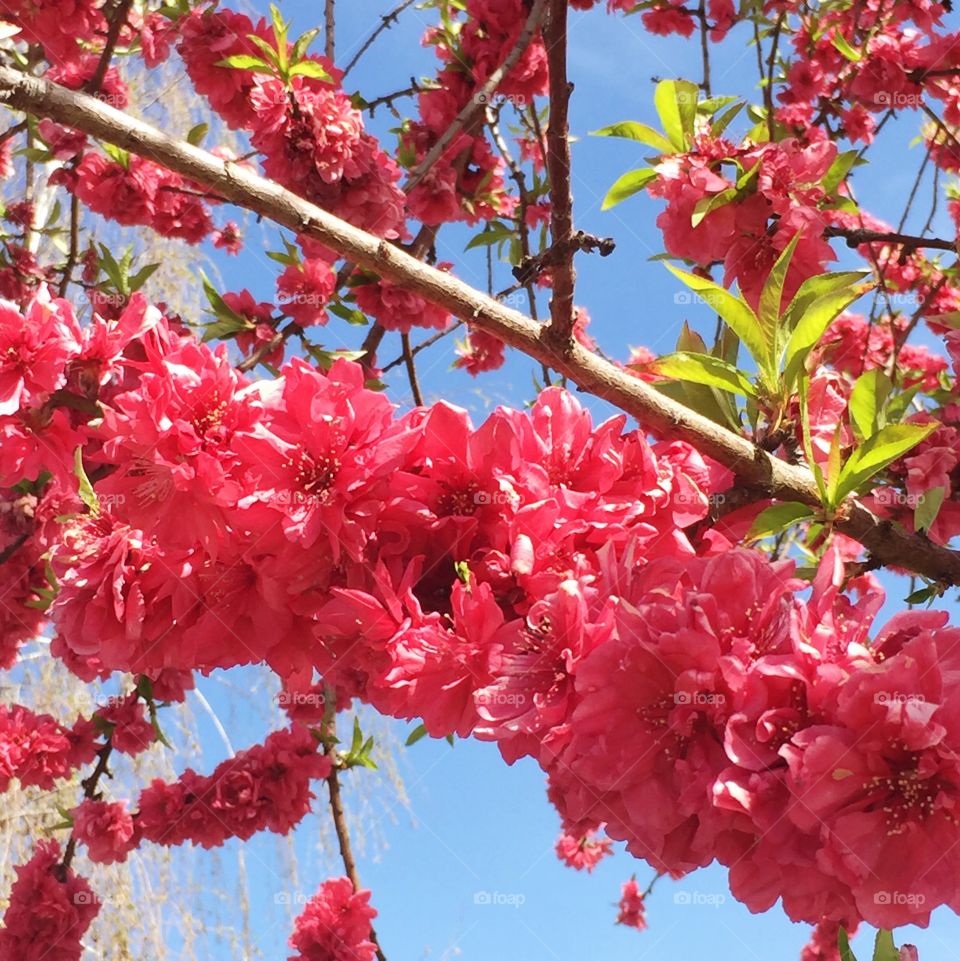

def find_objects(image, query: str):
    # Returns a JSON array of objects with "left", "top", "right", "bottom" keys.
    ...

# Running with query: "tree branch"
[
  {"left": 403, "top": 0, "right": 549, "bottom": 193},
  {"left": 542, "top": 0, "right": 576, "bottom": 344},
  {"left": 825, "top": 225, "right": 956, "bottom": 252},
  {"left": 3, "top": 68, "right": 960, "bottom": 583},
  {"left": 322, "top": 701, "right": 386, "bottom": 961}
]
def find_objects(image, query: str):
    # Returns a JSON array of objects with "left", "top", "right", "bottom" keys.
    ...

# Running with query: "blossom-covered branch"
[{"left": 1, "top": 66, "right": 959, "bottom": 586}]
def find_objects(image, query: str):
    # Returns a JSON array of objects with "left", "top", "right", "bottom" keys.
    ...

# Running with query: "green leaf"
[
  {"left": 128, "top": 262, "right": 160, "bottom": 293},
  {"left": 848, "top": 368, "right": 892, "bottom": 442},
  {"left": 327, "top": 301, "right": 369, "bottom": 326},
  {"left": 664, "top": 263, "right": 768, "bottom": 370},
  {"left": 782, "top": 282, "right": 871, "bottom": 388},
  {"left": 654, "top": 79, "right": 699, "bottom": 151},
  {"left": 101, "top": 142, "right": 129, "bottom": 169},
  {"left": 290, "top": 60, "right": 333, "bottom": 80},
  {"left": 799, "top": 377, "right": 829, "bottom": 503},
  {"left": 780, "top": 271, "right": 869, "bottom": 335},
  {"left": 906, "top": 585, "right": 939, "bottom": 605},
  {"left": 270, "top": 3, "right": 288, "bottom": 71},
  {"left": 746, "top": 502, "right": 816, "bottom": 541},
  {"left": 590, "top": 121, "right": 674, "bottom": 154},
  {"left": 74, "top": 448, "right": 99, "bottom": 515},
  {"left": 217, "top": 54, "right": 274, "bottom": 73},
  {"left": 186, "top": 122, "right": 209, "bottom": 146},
  {"left": 405, "top": 723, "right": 428, "bottom": 746},
  {"left": 464, "top": 221, "right": 515, "bottom": 250},
  {"left": 832, "top": 33, "right": 862, "bottom": 62},
  {"left": 838, "top": 927, "right": 858, "bottom": 961},
  {"left": 690, "top": 188, "right": 737, "bottom": 228},
  {"left": 871, "top": 930, "right": 898, "bottom": 961},
  {"left": 696, "top": 94, "right": 740, "bottom": 115},
  {"left": 826, "top": 423, "right": 844, "bottom": 505},
  {"left": 915, "top": 485, "right": 946, "bottom": 534},
  {"left": 835, "top": 423, "right": 938, "bottom": 502},
  {"left": 711, "top": 100, "right": 745, "bottom": 138},
  {"left": 822, "top": 150, "right": 859, "bottom": 194},
  {"left": 291, "top": 26, "right": 321, "bottom": 63},
  {"left": 759, "top": 233, "right": 800, "bottom": 350},
  {"left": 601, "top": 168, "right": 658, "bottom": 210},
  {"left": 648, "top": 351, "right": 757, "bottom": 398}
]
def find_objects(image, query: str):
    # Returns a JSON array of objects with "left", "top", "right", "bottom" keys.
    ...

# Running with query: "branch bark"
[
  {"left": 3, "top": 67, "right": 960, "bottom": 584},
  {"left": 543, "top": 0, "right": 576, "bottom": 344},
  {"left": 403, "top": 0, "right": 549, "bottom": 193}
]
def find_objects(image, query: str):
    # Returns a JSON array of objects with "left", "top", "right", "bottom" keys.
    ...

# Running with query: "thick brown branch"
[
  {"left": 543, "top": 0, "right": 576, "bottom": 344},
  {"left": 3, "top": 69, "right": 960, "bottom": 584}
]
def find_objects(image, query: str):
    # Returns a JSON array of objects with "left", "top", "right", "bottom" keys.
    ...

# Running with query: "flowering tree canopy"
[{"left": 4, "top": 0, "right": 960, "bottom": 958}]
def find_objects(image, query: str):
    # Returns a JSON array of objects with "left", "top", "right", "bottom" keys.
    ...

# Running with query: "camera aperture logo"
[{"left": 473, "top": 890, "right": 525, "bottom": 908}]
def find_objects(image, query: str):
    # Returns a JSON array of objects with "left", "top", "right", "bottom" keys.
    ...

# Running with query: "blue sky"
[{"left": 153, "top": 2, "right": 960, "bottom": 958}]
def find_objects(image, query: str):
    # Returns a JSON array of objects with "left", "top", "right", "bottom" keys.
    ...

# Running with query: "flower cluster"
[
  {"left": 287, "top": 876, "right": 378, "bottom": 961},
  {"left": 136, "top": 724, "right": 331, "bottom": 848}
]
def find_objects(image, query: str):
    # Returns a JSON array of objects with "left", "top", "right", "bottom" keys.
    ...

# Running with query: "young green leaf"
[
  {"left": 848, "top": 368, "right": 892, "bottom": 442},
  {"left": 759, "top": 233, "right": 800, "bottom": 348},
  {"left": 186, "top": 122, "right": 209, "bottom": 146},
  {"left": 798, "top": 378, "right": 829, "bottom": 503},
  {"left": 871, "top": 931, "right": 898, "bottom": 961},
  {"left": 915, "top": 485, "right": 946, "bottom": 534},
  {"left": 746, "top": 502, "right": 816, "bottom": 541},
  {"left": 838, "top": 927, "right": 859, "bottom": 961},
  {"left": 654, "top": 79, "right": 699, "bottom": 150},
  {"left": 601, "top": 168, "right": 658, "bottom": 210},
  {"left": 835, "top": 423, "right": 938, "bottom": 502},
  {"left": 217, "top": 54, "right": 275, "bottom": 73},
  {"left": 822, "top": 150, "right": 860, "bottom": 194},
  {"left": 780, "top": 271, "right": 868, "bottom": 332},
  {"left": 591, "top": 121, "right": 674, "bottom": 154},
  {"left": 290, "top": 61, "right": 333, "bottom": 80},
  {"left": 648, "top": 351, "right": 758, "bottom": 398},
  {"left": 74, "top": 448, "right": 99, "bottom": 515},
  {"left": 782, "top": 282, "right": 871, "bottom": 388},
  {"left": 832, "top": 33, "right": 862, "bottom": 62},
  {"left": 664, "top": 264, "right": 768, "bottom": 370},
  {"left": 690, "top": 188, "right": 737, "bottom": 228},
  {"left": 405, "top": 723, "right": 429, "bottom": 746}
]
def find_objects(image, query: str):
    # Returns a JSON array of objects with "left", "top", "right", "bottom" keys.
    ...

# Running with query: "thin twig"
[
  {"left": 341, "top": 0, "right": 418, "bottom": 80},
  {"left": 324, "top": 0, "right": 335, "bottom": 62},
  {"left": 322, "top": 700, "right": 387, "bottom": 961},
  {"left": 400, "top": 331, "right": 424, "bottom": 404},
  {"left": 825, "top": 226, "right": 955, "bottom": 252},
  {"left": 404, "top": 0, "right": 549, "bottom": 193}
]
